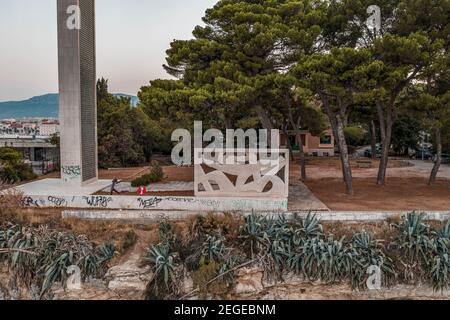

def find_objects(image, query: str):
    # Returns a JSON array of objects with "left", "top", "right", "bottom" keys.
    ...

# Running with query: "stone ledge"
[{"left": 62, "top": 210, "right": 450, "bottom": 222}]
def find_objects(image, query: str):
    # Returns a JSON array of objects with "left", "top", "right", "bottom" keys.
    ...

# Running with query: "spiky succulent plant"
[{"left": 145, "top": 243, "right": 177, "bottom": 290}]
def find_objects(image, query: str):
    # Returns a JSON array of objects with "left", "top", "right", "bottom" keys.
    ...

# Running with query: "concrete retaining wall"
[
  {"left": 61, "top": 210, "right": 450, "bottom": 222},
  {"left": 21, "top": 194, "right": 288, "bottom": 212}
]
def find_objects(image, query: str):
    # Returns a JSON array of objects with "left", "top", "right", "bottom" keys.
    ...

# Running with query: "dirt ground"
[
  {"left": 305, "top": 177, "right": 450, "bottom": 211},
  {"left": 293, "top": 157, "right": 450, "bottom": 211},
  {"left": 305, "top": 158, "right": 410, "bottom": 169}
]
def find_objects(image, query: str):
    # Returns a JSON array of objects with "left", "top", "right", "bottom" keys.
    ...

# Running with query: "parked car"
[
  {"left": 410, "top": 148, "right": 434, "bottom": 160},
  {"left": 364, "top": 145, "right": 381, "bottom": 158}
]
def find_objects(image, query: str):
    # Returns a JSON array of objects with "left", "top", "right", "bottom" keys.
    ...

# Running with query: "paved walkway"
[
  {"left": 109, "top": 181, "right": 194, "bottom": 193},
  {"left": 8, "top": 178, "right": 112, "bottom": 196},
  {"left": 288, "top": 180, "right": 329, "bottom": 211}
]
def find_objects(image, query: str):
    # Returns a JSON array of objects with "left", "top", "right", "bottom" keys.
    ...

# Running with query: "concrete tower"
[{"left": 57, "top": 0, "right": 98, "bottom": 185}]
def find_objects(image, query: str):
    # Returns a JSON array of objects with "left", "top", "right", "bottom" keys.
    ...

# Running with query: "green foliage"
[
  {"left": 143, "top": 212, "right": 450, "bottom": 299},
  {"left": 192, "top": 261, "right": 231, "bottom": 299},
  {"left": 392, "top": 212, "right": 450, "bottom": 290},
  {"left": 201, "top": 235, "right": 226, "bottom": 264},
  {"left": 0, "top": 148, "right": 37, "bottom": 184},
  {"left": 238, "top": 214, "right": 270, "bottom": 258},
  {"left": 97, "top": 78, "right": 163, "bottom": 168},
  {"left": 145, "top": 243, "right": 177, "bottom": 290},
  {"left": 349, "top": 233, "right": 395, "bottom": 289},
  {"left": 131, "top": 161, "right": 164, "bottom": 187},
  {"left": 138, "top": 0, "right": 330, "bottom": 131},
  {"left": 0, "top": 148, "right": 21, "bottom": 163},
  {"left": 392, "top": 212, "right": 433, "bottom": 263},
  {"left": 391, "top": 115, "right": 422, "bottom": 154},
  {"left": 344, "top": 126, "right": 366, "bottom": 147},
  {"left": 0, "top": 223, "right": 116, "bottom": 299}
]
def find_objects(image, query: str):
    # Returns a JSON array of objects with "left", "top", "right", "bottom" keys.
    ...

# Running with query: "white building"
[{"left": 38, "top": 120, "right": 60, "bottom": 137}]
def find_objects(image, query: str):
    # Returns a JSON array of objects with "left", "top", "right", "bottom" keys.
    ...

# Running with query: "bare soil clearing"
[
  {"left": 305, "top": 157, "right": 410, "bottom": 169},
  {"left": 305, "top": 177, "right": 450, "bottom": 211}
]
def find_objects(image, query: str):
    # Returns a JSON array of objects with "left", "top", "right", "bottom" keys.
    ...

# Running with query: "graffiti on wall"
[
  {"left": 48, "top": 196, "right": 69, "bottom": 207},
  {"left": 137, "top": 197, "right": 163, "bottom": 209},
  {"left": 62, "top": 165, "right": 81, "bottom": 178},
  {"left": 82, "top": 196, "right": 113, "bottom": 208},
  {"left": 21, "top": 196, "right": 41, "bottom": 207},
  {"left": 18, "top": 195, "right": 288, "bottom": 212}
]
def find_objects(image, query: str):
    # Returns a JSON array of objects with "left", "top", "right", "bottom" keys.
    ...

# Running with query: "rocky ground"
[{"left": 2, "top": 263, "right": 449, "bottom": 300}]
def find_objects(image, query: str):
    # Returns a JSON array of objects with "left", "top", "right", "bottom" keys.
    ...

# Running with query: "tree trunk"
[
  {"left": 288, "top": 115, "right": 306, "bottom": 182},
  {"left": 282, "top": 125, "right": 296, "bottom": 162},
  {"left": 294, "top": 128, "right": 307, "bottom": 181},
  {"left": 377, "top": 112, "right": 392, "bottom": 186},
  {"left": 336, "top": 115, "right": 353, "bottom": 195},
  {"left": 429, "top": 128, "right": 442, "bottom": 185},
  {"left": 370, "top": 120, "right": 377, "bottom": 160},
  {"left": 321, "top": 97, "right": 353, "bottom": 195},
  {"left": 256, "top": 105, "right": 273, "bottom": 130},
  {"left": 224, "top": 115, "right": 233, "bottom": 130},
  {"left": 376, "top": 100, "right": 394, "bottom": 186}
]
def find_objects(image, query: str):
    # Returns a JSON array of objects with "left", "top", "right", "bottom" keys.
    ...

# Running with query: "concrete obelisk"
[{"left": 57, "top": 0, "right": 98, "bottom": 185}]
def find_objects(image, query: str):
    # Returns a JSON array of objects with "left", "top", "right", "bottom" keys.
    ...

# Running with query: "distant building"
[
  {"left": 281, "top": 128, "right": 335, "bottom": 157},
  {"left": 38, "top": 120, "right": 60, "bottom": 137},
  {"left": 0, "top": 118, "right": 59, "bottom": 137},
  {"left": 0, "top": 136, "right": 59, "bottom": 175}
]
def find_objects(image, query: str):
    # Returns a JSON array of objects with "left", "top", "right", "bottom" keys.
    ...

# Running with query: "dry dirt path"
[{"left": 291, "top": 159, "right": 450, "bottom": 180}]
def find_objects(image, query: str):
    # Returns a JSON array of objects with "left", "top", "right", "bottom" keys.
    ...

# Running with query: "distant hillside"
[
  {"left": 113, "top": 94, "right": 139, "bottom": 107},
  {"left": 0, "top": 94, "right": 59, "bottom": 119},
  {"left": 0, "top": 93, "right": 139, "bottom": 119}
]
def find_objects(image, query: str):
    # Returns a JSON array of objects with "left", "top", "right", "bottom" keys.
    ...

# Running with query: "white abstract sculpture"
[{"left": 194, "top": 149, "right": 289, "bottom": 198}]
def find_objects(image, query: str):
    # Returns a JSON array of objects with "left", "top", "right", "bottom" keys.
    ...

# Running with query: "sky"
[{"left": 0, "top": 0, "right": 217, "bottom": 102}]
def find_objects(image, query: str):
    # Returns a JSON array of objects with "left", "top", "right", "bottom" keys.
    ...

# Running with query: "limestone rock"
[
  {"left": 105, "top": 262, "right": 152, "bottom": 292},
  {"left": 234, "top": 267, "right": 264, "bottom": 294}
]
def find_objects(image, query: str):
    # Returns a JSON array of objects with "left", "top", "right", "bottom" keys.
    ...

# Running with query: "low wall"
[
  {"left": 61, "top": 210, "right": 450, "bottom": 222},
  {"left": 20, "top": 194, "right": 288, "bottom": 212}
]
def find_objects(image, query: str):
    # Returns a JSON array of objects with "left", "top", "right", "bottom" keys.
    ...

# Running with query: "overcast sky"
[{"left": 0, "top": 0, "right": 217, "bottom": 102}]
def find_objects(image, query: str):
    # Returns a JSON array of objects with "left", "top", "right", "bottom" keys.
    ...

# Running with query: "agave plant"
[
  {"left": 219, "top": 254, "right": 242, "bottom": 277},
  {"left": 239, "top": 214, "right": 271, "bottom": 257},
  {"left": 292, "top": 213, "right": 323, "bottom": 244},
  {"left": 144, "top": 243, "right": 177, "bottom": 290},
  {"left": 268, "top": 215, "right": 292, "bottom": 242},
  {"left": 80, "top": 243, "right": 116, "bottom": 278},
  {"left": 349, "top": 232, "right": 395, "bottom": 289},
  {"left": 0, "top": 223, "right": 116, "bottom": 299},
  {"left": 265, "top": 237, "right": 291, "bottom": 277},
  {"left": 201, "top": 235, "right": 226, "bottom": 264},
  {"left": 288, "top": 235, "right": 351, "bottom": 283},
  {"left": 429, "top": 222, "right": 450, "bottom": 291},
  {"left": 393, "top": 212, "right": 434, "bottom": 263}
]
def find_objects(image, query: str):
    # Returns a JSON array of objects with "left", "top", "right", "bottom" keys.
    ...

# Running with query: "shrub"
[
  {"left": 0, "top": 148, "right": 37, "bottom": 184},
  {"left": 131, "top": 161, "right": 164, "bottom": 187},
  {"left": 143, "top": 212, "right": 450, "bottom": 299},
  {"left": 15, "top": 162, "right": 38, "bottom": 181},
  {"left": 0, "top": 223, "right": 116, "bottom": 299},
  {"left": 344, "top": 126, "right": 366, "bottom": 147},
  {"left": 192, "top": 261, "right": 231, "bottom": 299},
  {"left": 349, "top": 232, "right": 395, "bottom": 289},
  {"left": 0, "top": 193, "right": 23, "bottom": 224},
  {"left": 120, "top": 229, "right": 138, "bottom": 252}
]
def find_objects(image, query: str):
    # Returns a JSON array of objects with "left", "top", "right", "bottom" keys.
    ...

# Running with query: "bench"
[{"left": 356, "top": 159, "right": 373, "bottom": 168}]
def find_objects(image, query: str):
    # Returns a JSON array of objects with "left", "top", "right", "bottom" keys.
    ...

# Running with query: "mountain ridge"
[{"left": 0, "top": 93, "right": 139, "bottom": 119}]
